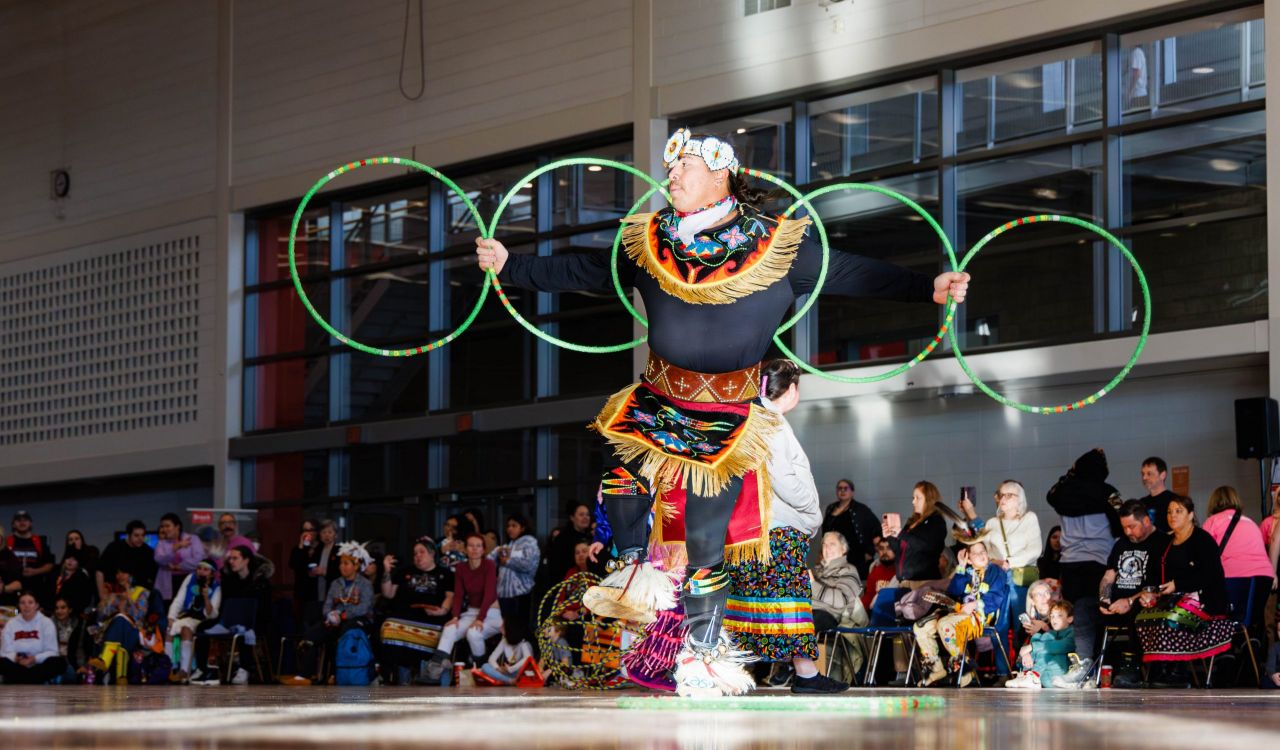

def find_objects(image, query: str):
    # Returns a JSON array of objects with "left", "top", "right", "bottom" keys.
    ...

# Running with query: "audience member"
[
  {"left": 1047, "top": 449, "right": 1121, "bottom": 607},
  {"left": 492, "top": 513, "right": 539, "bottom": 632},
  {"left": 914, "top": 536, "right": 1009, "bottom": 687},
  {"left": 3, "top": 512, "right": 56, "bottom": 607},
  {"left": 215, "top": 513, "right": 256, "bottom": 562},
  {"left": 542, "top": 503, "right": 594, "bottom": 583},
  {"left": 811, "top": 532, "right": 866, "bottom": 631},
  {"left": 1068, "top": 499, "right": 1169, "bottom": 685},
  {"left": 97, "top": 520, "right": 159, "bottom": 601},
  {"left": 1006, "top": 600, "right": 1074, "bottom": 689},
  {"left": 463, "top": 509, "right": 499, "bottom": 554},
  {"left": 63, "top": 530, "right": 100, "bottom": 579},
  {"left": 303, "top": 520, "right": 341, "bottom": 623},
  {"left": 1140, "top": 456, "right": 1176, "bottom": 534},
  {"left": 154, "top": 513, "right": 205, "bottom": 606},
  {"left": 437, "top": 534, "right": 501, "bottom": 680},
  {"left": 288, "top": 519, "right": 321, "bottom": 621},
  {"left": 0, "top": 591, "right": 66, "bottom": 684},
  {"left": 1203, "top": 487, "right": 1276, "bottom": 619},
  {"left": 193, "top": 546, "right": 274, "bottom": 685},
  {"left": 861, "top": 538, "right": 897, "bottom": 611},
  {"left": 51, "top": 596, "right": 88, "bottom": 674},
  {"left": 1021, "top": 579, "right": 1061, "bottom": 640},
  {"left": 1135, "top": 496, "right": 1234, "bottom": 683},
  {"left": 167, "top": 559, "right": 220, "bottom": 683},
  {"left": 438, "top": 514, "right": 472, "bottom": 569},
  {"left": 1264, "top": 620, "right": 1280, "bottom": 689},
  {"left": 473, "top": 620, "right": 533, "bottom": 686},
  {"left": 53, "top": 553, "right": 94, "bottom": 617},
  {"left": 811, "top": 531, "right": 867, "bottom": 683},
  {"left": 881, "top": 481, "right": 948, "bottom": 588},
  {"left": 1037, "top": 526, "right": 1062, "bottom": 582},
  {"left": 821, "top": 479, "right": 880, "bottom": 580},
  {"left": 976, "top": 480, "right": 1042, "bottom": 618},
  {"left": 295, "top": 542, "right": 374, "bottom": 683},
  {"left": 380, "top": 537, "right": 454, "bottom": 684},
  {"left": 88, "top": 569, "right": 155, "bottom": 684}
]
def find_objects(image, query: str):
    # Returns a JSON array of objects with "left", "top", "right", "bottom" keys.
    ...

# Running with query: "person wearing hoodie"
[
  {"left": 0, "top": 591, "right": 66, "bottom": 684},
  {"left": 1046, "top": 448, "right": 1121, "bottom": 604},
  {"left": 192, "top": 545, "right": 274, "bottom": 684}
]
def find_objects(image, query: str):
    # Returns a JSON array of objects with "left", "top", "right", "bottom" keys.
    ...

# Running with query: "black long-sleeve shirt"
[
  {"left": 1159, "top": 527, "right": 1229, "bottom": 616},
  {"left": 886, "top": 513, "right": 948, "bottom": 583},
  {"left": 499, "top": 211, "right": 935, "bottom": 373}
]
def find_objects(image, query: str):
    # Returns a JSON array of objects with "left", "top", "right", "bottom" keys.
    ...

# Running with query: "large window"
[{"left": 684, "top": 6, "right": 1266, "bottom": 370}]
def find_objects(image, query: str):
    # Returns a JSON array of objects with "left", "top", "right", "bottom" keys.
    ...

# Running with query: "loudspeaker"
[{"left": 1235, "top": 397, "right": 1280, "bottom": 459}]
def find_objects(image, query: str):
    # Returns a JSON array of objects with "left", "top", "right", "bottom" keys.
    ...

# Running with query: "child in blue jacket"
[{"left": 914, "top": 536, "right": 1009, "bottom": 687}]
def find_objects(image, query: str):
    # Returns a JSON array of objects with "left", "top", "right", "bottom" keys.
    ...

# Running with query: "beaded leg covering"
[
  {"left": 582, "top": 546, "right": 679, "bottom": 625},
  {"left": 673, "top": 565, "right": 756, "bottom": 697}
]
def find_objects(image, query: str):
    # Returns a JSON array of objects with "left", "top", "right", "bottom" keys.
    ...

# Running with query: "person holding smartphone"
[
  {"left": 288, "top": 520, "right": 321, "bottom": 620},
  {"left": 880, "top": 482, "right": 947, "bottom": 589}
]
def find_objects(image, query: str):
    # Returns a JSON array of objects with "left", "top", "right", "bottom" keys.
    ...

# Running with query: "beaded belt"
[{"left": 642, "top": 352, "right": 760, "bottom": 404}]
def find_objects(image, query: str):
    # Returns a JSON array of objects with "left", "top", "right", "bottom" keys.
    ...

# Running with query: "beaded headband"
[{"left": 662, "top": 128, "right": 740, "bottom": 172}]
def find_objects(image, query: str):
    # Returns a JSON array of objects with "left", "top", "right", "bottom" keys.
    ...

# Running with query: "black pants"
[
  {"left": 1059, "top": 561, "right": 1107, "bottom": 605},
  {"left": 0, "top": 657, "right": 68, "bottom": 684},
  {"left": 605, "top": 469, "right": 743, "bottom": 647}
]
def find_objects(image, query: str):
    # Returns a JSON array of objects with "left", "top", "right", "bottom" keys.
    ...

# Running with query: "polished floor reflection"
[{"left": 0, "top": 686, "right": 1277, "bottom": 749}]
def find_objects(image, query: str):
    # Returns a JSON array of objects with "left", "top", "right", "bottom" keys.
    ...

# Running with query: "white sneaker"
[{"left": 230, "top": 668, "right": 249, "bottom": 685}]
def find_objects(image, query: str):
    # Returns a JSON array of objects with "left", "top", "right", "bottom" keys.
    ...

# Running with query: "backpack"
[
  {"left": 128, "top": 650, "right": 173, "bottom": 685},
  {"left": 334, "top": 628, "right": 375, "bottom": 686}
]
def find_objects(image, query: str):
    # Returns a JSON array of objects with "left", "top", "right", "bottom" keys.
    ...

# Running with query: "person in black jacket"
[
  {"left": 880, "top": 481, "right": 948, "bottom": 587},
  {"left": 288, "top": 519, "right": 321, "bottom": 623},
  {"left": 1046, "top": 449, "right": 1121, "bottom": 607},
  {"left": 1135, "top": 495, "right": 1235, "bottom": 678},
  {"left": 822, "top": 479, "right": 881, "bottom": 580}
]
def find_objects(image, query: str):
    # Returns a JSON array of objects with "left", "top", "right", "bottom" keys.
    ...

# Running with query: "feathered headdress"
[{"left": 336, "top": 540, "right": 373, "bottom": 567}]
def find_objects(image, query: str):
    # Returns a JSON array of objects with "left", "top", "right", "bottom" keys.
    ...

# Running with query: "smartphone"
[
  {"left": 1018, "top": 613, "right": 1032, "bottom": 627},
  {"left": 959, "top": 486, "right": 976, "bottom": 507}
]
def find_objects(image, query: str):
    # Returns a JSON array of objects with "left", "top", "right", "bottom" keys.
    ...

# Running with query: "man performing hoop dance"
[{"left": 476, "top": 129, "right": 970, "bottom": 696}]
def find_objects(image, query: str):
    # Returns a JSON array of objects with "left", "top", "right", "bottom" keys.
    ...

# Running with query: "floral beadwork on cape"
[
  {"left": 591, "top": 383, "right": 778, "bottom": 499},
  {"left": 619, "top": 204, "right": 809, "bottom": 305}
]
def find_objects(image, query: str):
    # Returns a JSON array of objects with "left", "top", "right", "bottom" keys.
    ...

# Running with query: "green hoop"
[
  {"left": 947, "top": 215, "right": 1152, "bottom": 414},
  {"left": 287, "top": 157, "right": 489, "bottom": 356},
  {"left": 485, "top": 158, "right": 669, "bottom": 353},
  {"left": 770, "top": 182, "right": 961, "bottom": 384}
]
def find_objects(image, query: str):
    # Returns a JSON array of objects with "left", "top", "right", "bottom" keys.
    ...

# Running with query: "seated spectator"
[
  {"left": 968, "top": 480, "right": 1042, "bottom": 620},
  {"left": 63, "top": 530, "right": 100, "bottom": 581},
  {"left": 380, "top": 537, "right": 454, "bottom": 684},
  {"left": 167, "top": 559, "right": 220, "bottom": 684},
  {"left": 1203, "top": 483, "right": 1274, "bottom": 588},
  {"left": 192, "top": 545, "right": 274, "bottom": 684},
  {"left": 438, "top": 515, "right": 471, "bottom": 570},
  {"left": 295, "top": 542, "right": 375, "bottom": 683},
  {"left": 860, "top": 538, "right": 897, "bottom": 612},
  {"left": 155, "top": 513, "right": 205, "bottom": 606},
  {"left": 0, "top": 592, "right": 66, "bottom": 684},
  {"left": 1046, "top": 448, "right": 1121, "bottom": 609},
  {"left": 1263, "top": 619, "right": 1280, "bottom": 689},
  {"left": 881, "top": 481, "right": 948, "bottom": 589},
  {"left": 97, "top": 520, "right": 159, "bottom": 602},
  {"left": 2, "top": 511, "right": 56, "bottom": 609},
  {"left": 472, "top": 619, "right": 534, "bottom": 686},
  {"left": 1037, "top": 526, "right": 1063, "bottom": 582},
  {"left": 53, "top": 552, "right": 94, "bottom": 617},
  {"left": 491, "top": 514, "right": 539, "bottom": 633},
  {"left": 1063, "top": 499, "right": 1169, "bottom": 687},
  {"left": 811, "top": 531, "right": 865, "bottom": 632},
  {"left": 1020, "top": 579, "right": 1061, "bottom": 646},
  {"left": 1007, "top": 600, "right": 1074, "bottom": 689},
  {"left": 914, "top": 535, "right": 1009, "bottom": 687},
  {"left": 87, "top": 569, "right": 155, "bottom": 684},
  {"left": 51, "top": 596, "right": 89, "bottom": 675},
  {"left": 437, "top": 534, "right": 501, "bottom": 680},
  {"left": 1135, "top": 496, "right": 1235, "bottom": 684}
]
